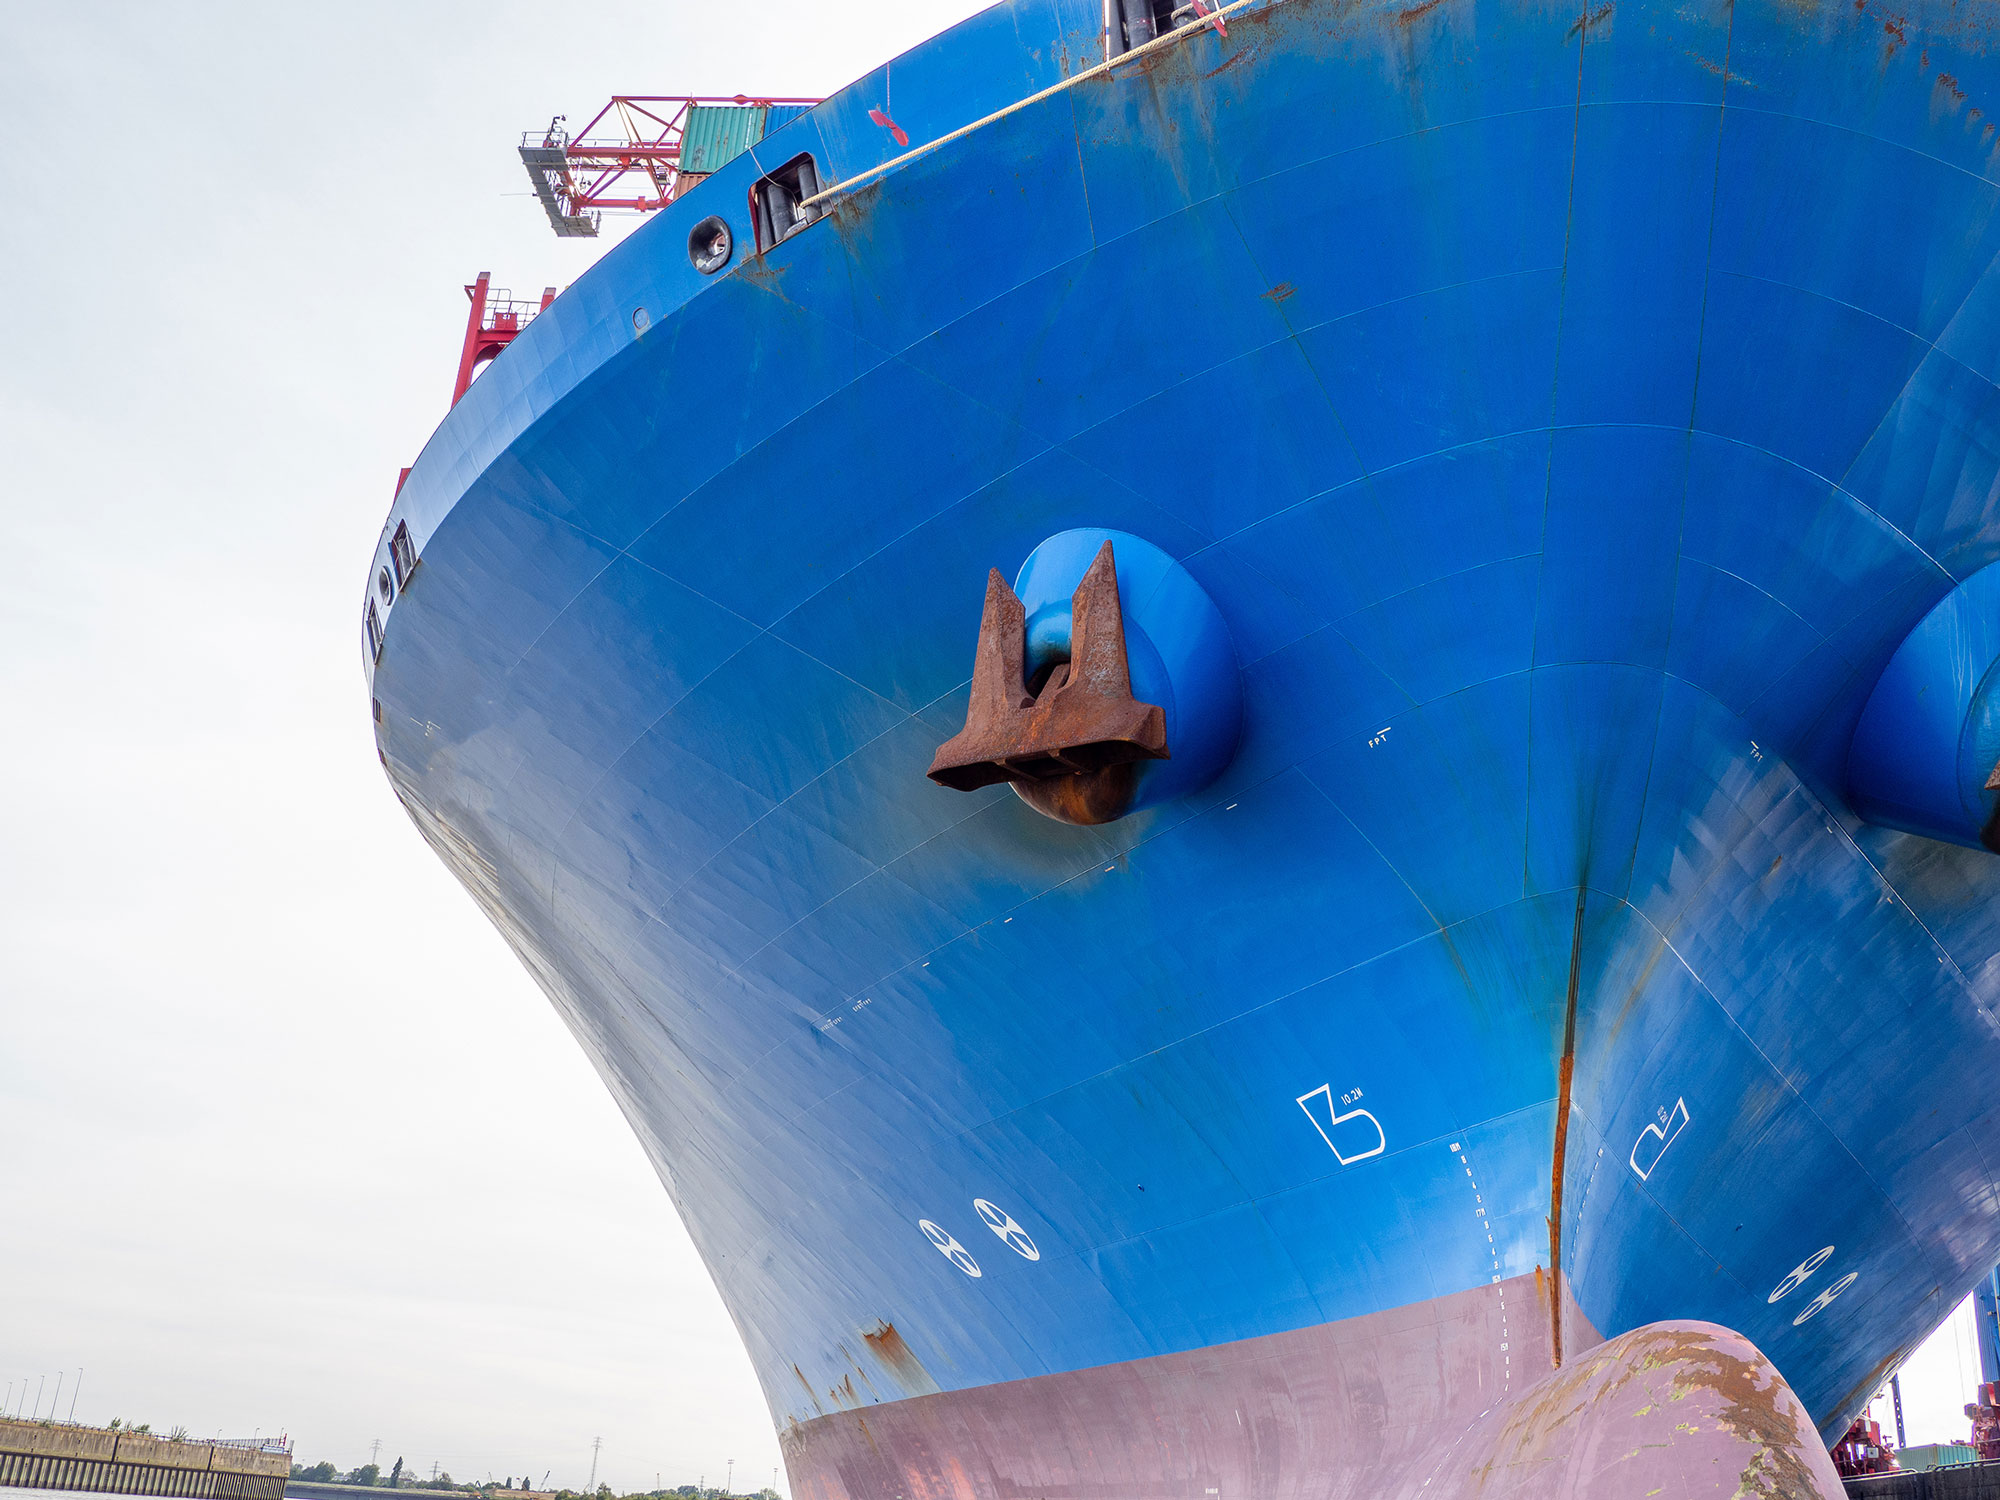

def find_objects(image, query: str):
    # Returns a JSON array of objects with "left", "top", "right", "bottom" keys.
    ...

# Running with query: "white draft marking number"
[
  {"left": 973, "top": 1199, "right": 1041, "bottom": 1261},
  {"left": 918, "top": 1219, "right": 982, "bottom": 1278}
]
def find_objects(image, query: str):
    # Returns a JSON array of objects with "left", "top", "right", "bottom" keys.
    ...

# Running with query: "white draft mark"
[
  {"left": 1628, "top": 1096, "right": 1690, "bottom": 1181},
  {"left": 1298, "top": 1084, "right": 1386, "bottom": 1165},
  {"left": 1455, "top": 1141, "right": 1505, "bottom": 1290}
]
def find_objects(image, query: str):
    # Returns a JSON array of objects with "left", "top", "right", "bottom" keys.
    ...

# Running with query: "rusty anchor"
[{"left": 927, "top": 541, "right": 1169, "bottom": 825}]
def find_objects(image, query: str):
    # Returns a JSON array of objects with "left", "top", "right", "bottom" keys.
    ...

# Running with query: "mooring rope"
[{"left": 797, "top": 0, "right": 1264, "bottom": 210}]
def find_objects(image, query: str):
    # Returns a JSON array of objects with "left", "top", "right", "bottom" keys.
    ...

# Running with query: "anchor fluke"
[{"left": 928, "top": 542, "right": 1169, "bottom": 817}]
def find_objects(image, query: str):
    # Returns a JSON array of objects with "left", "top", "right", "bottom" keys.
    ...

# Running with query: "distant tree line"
[{"left": 287, "top": 1460, "right": 461, "bottom": 1490}]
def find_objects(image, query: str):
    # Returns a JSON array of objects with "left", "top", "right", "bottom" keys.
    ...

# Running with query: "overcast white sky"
[
  {"left": 0, "top": 2, "right": 989, "bottom": 1492},
  {"left": 0, "top": 0, "right": 1993, "bottom": 1489}
]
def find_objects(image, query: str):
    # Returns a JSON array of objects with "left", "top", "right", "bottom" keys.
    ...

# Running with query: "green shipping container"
[
  {"left": 679, "top": 105, "right": 769, "bottom": 175},
  {"left": 1894, "top": 1442, "right": 1978, "bottom": 1471}
]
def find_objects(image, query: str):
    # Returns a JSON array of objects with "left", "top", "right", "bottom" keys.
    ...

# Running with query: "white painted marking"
[
  {"left": 1628, "top": 1096, "right": 1690, "bottom": 1181},
  {"left": 1792, "top": 1272, "right": 1859, "bottom": 1326},
  {"left": 1768, "top": 1246, "right": 1835, "bottom": 1304},
  {"left": 918, "top": 1219, "right": 982, "bottom": 1278},
  {"left": 973, "top": 1199, "right": 1041, "bottom": 1262},
  {"left": 1297, "top": 1085, "right": 1386, "bottom": 1164}
]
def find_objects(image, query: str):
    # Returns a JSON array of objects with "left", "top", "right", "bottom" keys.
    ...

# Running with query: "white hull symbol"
[
  {"left": 1297, "top": 1085, "right": 1386, "bottom": 1165},
  {"left": 1628, "top": 1097, "right": 1690, "bottom": 1181},
  {"left": 918, "top": 1219, "right": 982, "bottom": 1278},
  {"left": 973, "top": 1199, "right": 1041, "bottom": 1261}
]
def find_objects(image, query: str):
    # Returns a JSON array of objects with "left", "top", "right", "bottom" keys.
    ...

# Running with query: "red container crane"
[
  {"left": 518, "top": 95, "right": 821, "bottom": 236},
  {"left": 452, "top": 273, "right": 555, "bottom": 407}
]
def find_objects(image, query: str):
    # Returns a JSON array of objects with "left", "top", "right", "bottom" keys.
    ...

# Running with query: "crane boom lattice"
[{"left": 519, "top": 94, "right": 821, "bottom": 237}]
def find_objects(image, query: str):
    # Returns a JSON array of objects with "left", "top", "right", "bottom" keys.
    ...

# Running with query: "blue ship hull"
[{"left": 367, "top": 0, "right": 2000, "bottom": 1491}]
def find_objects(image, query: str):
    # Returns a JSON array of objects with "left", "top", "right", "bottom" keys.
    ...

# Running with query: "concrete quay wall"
[{"left": 0, "top": 1420, "right": 286, "bottom": 1500}]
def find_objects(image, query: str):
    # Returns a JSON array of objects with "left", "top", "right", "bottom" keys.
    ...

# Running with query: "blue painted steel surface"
[
  {"left": 366, "top": 0, "right": 2000, "bottom": 1477},
  {"left": 1849, "top": 562, "right": 2000, "bottom": 849}
]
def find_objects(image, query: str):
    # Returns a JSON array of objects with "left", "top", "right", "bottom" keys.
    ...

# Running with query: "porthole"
[
  {"left": 377, "top": 566, "right": 394, "bottom": 605},
  {"left": 689, "top": 216, "right": 732, "bottom": 274}
]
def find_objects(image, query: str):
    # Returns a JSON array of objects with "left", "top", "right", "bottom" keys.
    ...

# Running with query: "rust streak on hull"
[{"left": 1548, "top": 888, "right": 1586, "bottom": 1370}]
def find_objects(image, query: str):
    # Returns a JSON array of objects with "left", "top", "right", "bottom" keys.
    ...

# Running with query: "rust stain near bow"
[{"left": 1549, "top": 887, "right": 1586, "bottom": 1369}]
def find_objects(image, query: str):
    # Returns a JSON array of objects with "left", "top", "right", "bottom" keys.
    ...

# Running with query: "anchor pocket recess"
[
  {"left": 750, "top": 154, "right": 824, "bottom": 253},
  {"left": 1109, "top": 0, "right": 1210, "bottom": 52},
  {"left": 928, "top": 530, "right": 1242, "bottom": 826}
]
